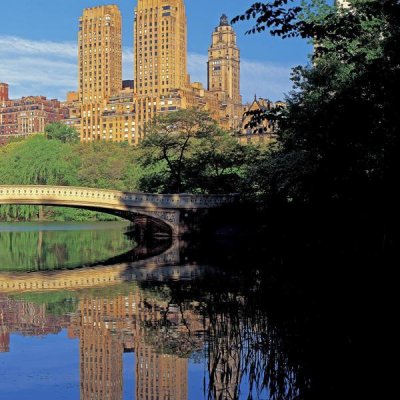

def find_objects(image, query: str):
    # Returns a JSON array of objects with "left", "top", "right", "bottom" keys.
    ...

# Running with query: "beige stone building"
[
  {"left": 63, "top": 2, "right": 262, "bottom": 144},
  {"left": 237, "top": 96, "right": 285, "bottom": 145},
  {"left": 208, "top": 14, "right": 243, "bottom": 130},
  {"left": 134, "top": 0, "right": 189, "bottom": 96}
]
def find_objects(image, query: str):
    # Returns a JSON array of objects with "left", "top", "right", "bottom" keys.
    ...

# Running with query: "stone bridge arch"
[{"left": 0, "top": 185, "right": 237, "bottom": 237}]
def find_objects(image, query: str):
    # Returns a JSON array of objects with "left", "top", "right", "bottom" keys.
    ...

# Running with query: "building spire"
[{"left": 219, "top": 14, "right": 229, "bottom": 26}]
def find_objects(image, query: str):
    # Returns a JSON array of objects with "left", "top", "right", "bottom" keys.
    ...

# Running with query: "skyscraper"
[
  {"left": 78, "top": 5, "right": 122, "bottom": 103},
  {"left": 78, "top": 5, "right": 122, "bottom": 142},
  {"left": 208, "top": 14, "right": 242, "bottom": 130},
  {"left": 208, "top": 14, "right": 241, "bottom": 104},
  {"left": 62, "top": 2, "right": 246, "bottom": 143},
  {"left": 134, "top": 0, "right": 189, "bottom": 96}
]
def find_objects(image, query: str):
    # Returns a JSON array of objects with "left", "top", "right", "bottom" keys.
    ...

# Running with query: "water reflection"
[
  {"left": 0, "top": 239, "right": 281, "bottom": 400},
  {"left": 0, "top": 224, "right": 357, "bottom": 400},
  {"left": 0, "top": 222, "right": 137, "bottom": 271},
  {"left": 0, "top": 270, "right": 203, "bottom": 400}
]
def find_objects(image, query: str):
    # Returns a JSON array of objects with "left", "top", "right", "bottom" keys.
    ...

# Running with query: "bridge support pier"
[
  {"left": 135, "top": 209, "right": 211, "bottom": 237},
  {"left": 176, "top": 209, "right": 210, "bottom": 237}
]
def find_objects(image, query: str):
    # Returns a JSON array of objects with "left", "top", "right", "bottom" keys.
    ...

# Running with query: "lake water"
[{"left": 0, "top": 221, "right": 356, "bottom": 399}]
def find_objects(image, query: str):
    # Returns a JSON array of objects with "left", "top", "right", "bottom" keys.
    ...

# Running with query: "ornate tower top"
[
  {"left": 219, "top": 14, "right": 229, "bottom": 26},
  {"left": 208, "top": 12, "right": 241, "bottom": 114}
]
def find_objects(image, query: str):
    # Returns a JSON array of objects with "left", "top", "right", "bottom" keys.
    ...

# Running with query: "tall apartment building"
[
  {"left": 207, "top": 14, "right": 242, "bottom": 129},
  {"left": 78, "top": 5, "right": 123, "bottom": 142},
  {"left": 208, "top": 15, "right": 240, "bottom": 104},
  {"left": 134, "top": 0, "right": 189, "bottom": 96},
  {"left": 79, "top": 5, "right": 122, "bottom": 103},
  {"left": 64, "top": 1, "right": 246, "bottom": 144}
]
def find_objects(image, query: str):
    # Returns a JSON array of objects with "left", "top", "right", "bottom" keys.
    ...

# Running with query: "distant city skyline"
[{"left": 0, "top": 0, "right": 311, "bottom": 102}]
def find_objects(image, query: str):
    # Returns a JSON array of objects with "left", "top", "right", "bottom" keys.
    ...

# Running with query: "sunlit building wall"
[{"left": 64, "top": 1, "right": 253, "bottom": 144}]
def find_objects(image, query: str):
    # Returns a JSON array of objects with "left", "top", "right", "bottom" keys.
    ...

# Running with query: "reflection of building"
[
  {"left": 0, "top": 276, "right": 206, "bottom": 399},
  {"left": 69, "top": 290, "right": 200, "bottom": 400},
  {"left": 0, "top": 322, "right": 9, "bottom": 353},
  {"left": 77, "top": 297, "right": 125, "bottom": 400},
  {"left": 0, "top": 295, "right": 70, "bottom": 351},
  {"left": 136, "top": 343, "right": 187, "bottom": 400},
  {"left": 208, "top": 315, "right": 242, "bottom": 400}
]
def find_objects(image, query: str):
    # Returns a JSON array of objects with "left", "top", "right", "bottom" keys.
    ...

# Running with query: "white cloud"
[
  {"left": 0, "top": 36, "right": 78, "bottom": 99},
  {"left": 0, "top": 36, "right": 76, "bottom": 58},
  {"left": 0, "top": 35, "right": 294, "bottom": 102}
]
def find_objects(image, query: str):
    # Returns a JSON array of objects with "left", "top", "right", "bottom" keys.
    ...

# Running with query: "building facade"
[
  {"left": 0, "top": 90, "right": 67, "bottom": 145},
  {"left": 1, "top": 2, "right": 283, "bottom": 146},
  {"left": 208, "top": 15, "right": 240, "bottom": 102},
  {"left": 63, "top": 2, "right": 247, "bottom": 144},
  {"left": 0, "top": 83, "right": 9, "bottom": 103},
  {"left": 78, "top": 5, "right": 123, "bottom": 142},
  {"left": 134, "top": 0, "right": 189, "bottom": 96},
  {"left": 237, "top": 96, "right": 286, "bottom": 145}
]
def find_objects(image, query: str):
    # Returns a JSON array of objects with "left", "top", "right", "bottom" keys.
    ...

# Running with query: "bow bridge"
[{"left": 0, "top": 185, "right": 237, "bottom": 236}]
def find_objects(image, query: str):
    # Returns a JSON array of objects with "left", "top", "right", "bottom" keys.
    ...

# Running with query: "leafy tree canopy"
[
  {"left": 233, "top": 0, "right": 400, "bottom": 213},
  {"left": 0, "top": 135, "right": 142, "bottom": 221},
  {"left": 138, "top": 108, "right": 257, "bottom": 193},
  {"left": 45, "top": 122, "right": 80, "bottom": 143}
]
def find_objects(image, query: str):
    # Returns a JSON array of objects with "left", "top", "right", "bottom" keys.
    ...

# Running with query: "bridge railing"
[{"left": 0, "top": 185, "right": 239, "bottom": 209}]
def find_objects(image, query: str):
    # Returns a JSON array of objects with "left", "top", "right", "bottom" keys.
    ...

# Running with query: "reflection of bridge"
[
  {"left": 0, "top": 241, "right": 207, "bottom": 293},
  {"left": 0, "top": 185, "right": 237, "bottom": 236}
]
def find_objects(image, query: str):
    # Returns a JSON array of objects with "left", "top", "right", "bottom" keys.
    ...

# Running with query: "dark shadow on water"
[{"left": 135, "top": 204, "right": 385, "bottom": 400}]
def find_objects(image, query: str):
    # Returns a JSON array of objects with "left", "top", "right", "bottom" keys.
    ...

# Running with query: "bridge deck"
[
  {"left": 0, "top": 185, "right": 237, "bottom": 209},
  {"left": 0, "top": 185, "right": 238, "bottom": 237}
]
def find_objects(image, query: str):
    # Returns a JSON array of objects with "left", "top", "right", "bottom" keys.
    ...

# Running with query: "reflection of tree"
[
  {"left": 0, "top": 223, "right": 134, "bottom": 271},
  {"left": 147, "top": 270, "right": 311, "bottom": 400},
  {"left": 205, "top": 295, "right": 302, "bottom": 400},
  {"left": 12, "top": 291, "right": 78, "bottom": 316},
  {"left": 141, "top": 306, "right": 204, "bottom": 358}
]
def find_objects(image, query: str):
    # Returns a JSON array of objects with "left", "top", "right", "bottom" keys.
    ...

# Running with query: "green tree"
[
  {"left": 0, "top": 135, "right": 79, "bottom": 186},
  {"left": 185, "top": 130, "right": 257, "bottom": 193},
  {"left": 139, "top": 108, "right": 219, "bottom": 193},
  {"left": 76, "top": 141, "right": 140, "bottom": 190},
  {"left": 234, "top": 0, "right": 400, "bottom": 213},
  {"left": 0, "top": 136, "right": 142, "bottom": 221},
  {"left": 138, "top": 108, "right": 256, "bottom": 193},
  {"left": 45, "top": 122, "right": 80, "bottom": 143}
]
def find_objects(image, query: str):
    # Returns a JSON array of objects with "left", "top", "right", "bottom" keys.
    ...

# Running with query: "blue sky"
[{"left": 0, "top": 0, "right": 312, "bottom": 102}]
